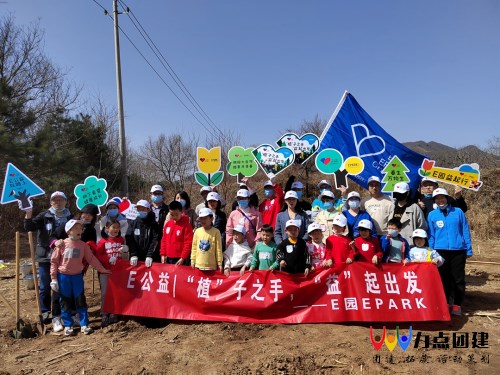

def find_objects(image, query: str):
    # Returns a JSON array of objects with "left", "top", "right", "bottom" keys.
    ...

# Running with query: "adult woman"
[
  {"left": 315, "top": 190, "right": 341, "bottom": 242},
  {"left": 174, "top": 190, "right": 197, "bottom": 229},
  {"left": 341, "top": 192, "right": 376, "bottom": 239},
  {"left": 274, "top": 191, "right": 309, "bottom": 244},
  {"left": 428, "top": 188, "right": 472, "bottom": 316}
]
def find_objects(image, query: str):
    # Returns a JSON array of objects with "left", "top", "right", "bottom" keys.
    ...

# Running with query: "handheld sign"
[
  {"left": 73, "top": 176, "right": 109, "bottom": 212},
  {"left": 252, "top": 144, "right": 295, "bottom": 177},
  {"left": 195, "top": 147, "right": 224, "bottom": 187},
  {"left": 1, "top": 163, "right": 45, "bottom": 210},
  {"left": 276, "top": 133, "right": 319, "bottom": 165},
  {"left": 419, "top": 159, "right": 482, "bottom": 191},
  {"left": 227, "top": 146, "right": 258, "bottom": 177}
]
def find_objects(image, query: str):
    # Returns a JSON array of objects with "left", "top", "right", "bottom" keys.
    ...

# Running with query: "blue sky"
[{"left": 5, "top": 1, "right": 500, "bottom": 150}]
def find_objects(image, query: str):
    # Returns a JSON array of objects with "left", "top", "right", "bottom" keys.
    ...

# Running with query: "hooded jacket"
[{"left": 126, "top": 211, "right": 159, "bottom": 261}]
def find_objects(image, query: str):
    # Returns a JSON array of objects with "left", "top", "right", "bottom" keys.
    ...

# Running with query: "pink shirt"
[
  {"left": 226, "top": 208, "right": 262, "bottom": 248},
  {"left": 50, "top": 238, "right": 108, "bottom": 279}
]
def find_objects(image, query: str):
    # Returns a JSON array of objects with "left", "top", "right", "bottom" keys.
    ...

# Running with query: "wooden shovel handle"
[{"left": 28, "top": 232, "right": 42, "bottom": 315}]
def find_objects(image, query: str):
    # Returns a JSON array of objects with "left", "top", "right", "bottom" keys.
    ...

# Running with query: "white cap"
[
  {"left": 394, "top": 182, "right": 410, "bottom": 194},
  {"left": 50, "top": 191, "right": 67, "bottom": 200},
  {"left": 317, "top": 179, "right": 331, "bottom": 188},
  {"left": 307, "top": 222, "right": 323, "bottom": 233},
  {"left": 65, "top": 219, "right": 83, "bottom": 233},
  {"left": 367, "top": 176, "right": 381, "bottom": 184},
  {"left": 233, "top": 224, "right": 246, "bottom": 235},
  {"left": 198, "top": 207, "right": 213, "bottom": 218},
  {"left": 357, "top": 219, "right": 373, "bottom": 231},
  {"left": 291, "top": 181, "right": 304, "bottom": 189},
  {"left": 412, "top": 229, "right": 428, "bottom": 239},
  {"left": 206, "top": 192, "right": 220, "bottom": 201},
  {"left": 285, "top": 219, "right": 300, "bottom": 228},
  {"left": 200, "top": 186, "right": 212, "bottom": 193},
  {"left": 421, "top": 177, "right": 438, "bottom": 184},
  {"left": 332, "top": 214, "right": 347, "bottom": 227},
  {"left": 320, "top": 190, "right": 335, "bottom": 199},
  {"left": 285, "top": 191, "right": 298, "bottom": 200},
  {"left": 432, "top": 188, "right": 449, "bottom": 198},
  {"left": 347, "top": 191, "right": 361, "bottom": 200},
  {"left": 236, "top": 189, "right": 250, "bottom": 198},
  {"left": 150, "top": 185, "right": 163, "bottom": 193},
  {"left": 136, "top": 200, "right": 151, "bottom": 209},
  {"left": 264, "top": 180, "right": 274, "bottom": 187}
]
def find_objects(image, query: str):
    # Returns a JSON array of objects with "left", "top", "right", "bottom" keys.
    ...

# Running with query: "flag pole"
[{"left": 318, "top": 90, "right": 349, "bottom": 143}]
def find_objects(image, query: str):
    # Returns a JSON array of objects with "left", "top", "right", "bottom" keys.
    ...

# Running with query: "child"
[
  {"left": 408, "top": 229, "right": 444, "bottom": 266},
  {"left": 50, "top": 220, "right": 110, "bottom": 336},
  {"left": 160, "top": 200, "right": 193, "bottom": 265},
  {"left": 380, "top": 218, "right": 411, "bottom": 264},
  {"left": 191, "top": 208, "right": 223, "bottom": 272},
  {"left": 95, "top": 221, "right": 126, "bottom": 327},
  {"left": 259, "top": 177, "right": 284, "bottom": 227},
  {"left": 306, "top": 223, "right": 328, "bottom": 270},
  {"left": 275, "top": 220, "right": 311, "bottom": 275},
  {"left": 325, "top": 215, "right": 357, "bottom": 266},
  {"left": 353, "top": 219, "right": 383, "bottom": 264},
  {"left": 126, "top": 200, "right": 160, "bottom": 268},
  {"left": 249, "top": 224, "right": 278, "bottom": 271},
  {"left": 223, "top": 224, "right": 253, "bottom": 276}
]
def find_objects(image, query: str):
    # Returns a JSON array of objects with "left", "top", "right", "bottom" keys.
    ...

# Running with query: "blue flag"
[{"left": 318, "top": 92, "right": 428, "bottom": 193}]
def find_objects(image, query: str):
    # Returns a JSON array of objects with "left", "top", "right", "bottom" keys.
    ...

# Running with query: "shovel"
[{"left": 28, "top": 231, "right": 45, "bottom": 335}]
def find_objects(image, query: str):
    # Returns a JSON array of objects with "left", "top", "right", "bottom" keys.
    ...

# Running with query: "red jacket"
[
  {"left": 95, "top": 236, "right": 125, "bottom": 269},
  {"left": 160, "top": 214, "right": 193, "bottom": 259},
  {"left": 259, "top": 184, "right": 284, "bottom": 228},
  {"left": 325, "top": 234, "right": 354, "bottom": 264},
  {"left": 353, "top": 237, "right": 383, "bottom": 263}
]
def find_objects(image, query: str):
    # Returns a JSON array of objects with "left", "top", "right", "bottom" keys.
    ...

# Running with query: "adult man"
[{"left": 361, "top": 176, "right": 395, "bottom": 236}]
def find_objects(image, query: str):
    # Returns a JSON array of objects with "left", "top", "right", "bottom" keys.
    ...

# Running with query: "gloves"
[
  {"left": 50, "top": 279, "right": 59, "bottom": 292},
  {"left": 130, "top": 256, "right": 138, "bottom": 266},
  {"left": 109, "top": 256, "right": 117, "bottom": 265},
  {"left": 120, "top": 245, "right": 129, "bottom": 254},
  {"left": 145, "top": 257, "right": 153, "bottom": 268}
]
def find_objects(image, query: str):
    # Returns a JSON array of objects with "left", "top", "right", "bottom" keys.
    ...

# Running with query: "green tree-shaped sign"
[{"left": 381, "top": 156, "right": 410, "bottom": 192}]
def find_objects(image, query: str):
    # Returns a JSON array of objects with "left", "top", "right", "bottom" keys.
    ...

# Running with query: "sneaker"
[
  {"left": 81, "top": 325, "right": 93, "bottom": 335},
  {"left": 52, "top": 317, "right": 64, "bottom": 333},
  {"left": 101, "top": 315, "right": 110, "bottom": 328},
  {"left": 64, "top": 327, "right": 75, "bottom": 336},
  {"left": 109, "top": 314, "right": 118, "bottom": 324},
  {"left": 72, "top": 313, "right": 80, "bottom": 327},
  {"left": 451, "top": 305, "right": 462, "bottom": 316}
]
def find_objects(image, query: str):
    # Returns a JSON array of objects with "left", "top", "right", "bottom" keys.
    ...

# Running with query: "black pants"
[{"left": 437, "top": 250, "right": 467, "bottom": 306}]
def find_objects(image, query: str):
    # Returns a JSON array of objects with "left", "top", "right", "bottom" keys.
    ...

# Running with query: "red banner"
[{"left": 104, "top": 261, "right": 450, "bottom": 323}]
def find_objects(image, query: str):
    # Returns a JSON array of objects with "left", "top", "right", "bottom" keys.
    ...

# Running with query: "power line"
[
  {"left": 90, "top": 0, "right": 220, "bottom": 143},
  {"left": 118, "top": 0, "right": 226, "bottom": 140}
]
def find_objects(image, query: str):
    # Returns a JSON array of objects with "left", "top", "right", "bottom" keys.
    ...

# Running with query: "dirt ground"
[{"left": 0, "top": 240, "right": 498, "bottom": 375}]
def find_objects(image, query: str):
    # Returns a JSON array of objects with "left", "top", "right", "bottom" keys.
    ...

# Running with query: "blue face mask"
[
  {"left": 107, "top": 208, "right": 119, "bottom": 217},
  {"left": 389, "top": 229, "right": 399, "bottom": 237},
  {"left": 323, "top": 201, "right": 333, "bottom": 210},
  {"left": 151, "top": 195, "right": 163, "bottom": 203},
  {"left": 137, "top": 211, "right": 148, "bottom": 219},
  {"left": 295, "top": 191, "right": 303, "bottom": 200},
  {"left": 178, "top": 199, "right": 187, "bottom": 207},
  {"left": 348, "top": 200, "right": 360, "bottom": 209},
  {"left": 423, "top": 193, "right": 432, "bottom": 198},
  {"left": 238, "top": 200, "right": 249, "bottom": 209},
  {"left": 264, "top": 189, "right": 274, "bottom": 198}
]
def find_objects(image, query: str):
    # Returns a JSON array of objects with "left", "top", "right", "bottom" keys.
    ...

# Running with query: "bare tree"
[
  {"left": 0, "top": 15, "right": 79, "bottom": 131},
  {"left": 143, "top": 132, "right": 198, "bottom": 194}
]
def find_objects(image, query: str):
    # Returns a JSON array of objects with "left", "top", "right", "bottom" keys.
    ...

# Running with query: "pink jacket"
[{"left": 226, "top": 208, "right": 262, "bottom": 249}]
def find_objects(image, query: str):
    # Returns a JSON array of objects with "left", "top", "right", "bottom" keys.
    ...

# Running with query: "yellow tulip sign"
[{"left": 195, "top": 147, "right": 224, "bottom": 187}]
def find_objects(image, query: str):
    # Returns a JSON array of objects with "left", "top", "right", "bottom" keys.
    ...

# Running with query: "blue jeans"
[{"left": 57, "top": 273, "right": 89, "bottom": 328}]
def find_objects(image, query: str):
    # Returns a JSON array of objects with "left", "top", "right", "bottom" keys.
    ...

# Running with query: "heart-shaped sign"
[
  {"left": 119, "top": 198, "right": 131, "bottom": 213},
  {"left": 276, "top": 133, "right": 320, "bottom": 165},
  {"left": 252, "top": 144, "right": 295, "bottom": 177}
]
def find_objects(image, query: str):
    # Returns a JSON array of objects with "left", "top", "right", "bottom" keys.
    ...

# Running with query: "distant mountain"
[{"left": 403, "top": 141, "right": 500, "bottom": 168}]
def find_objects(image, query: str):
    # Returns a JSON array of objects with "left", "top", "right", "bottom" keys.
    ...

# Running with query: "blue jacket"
[
  {"left": 380, "top": 235, "right": 411, "bottom": 262},
  {"left": 428, "top": 206, "right": 472, "bottom": 256},
  {"left": 274, "top": 210, "right": 309, "bottom": 245},
  {"left": 342, "top": 209, "right": 377, "bottom": 239}
]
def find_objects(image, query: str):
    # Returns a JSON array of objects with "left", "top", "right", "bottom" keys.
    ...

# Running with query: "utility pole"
[{"left": 113, "top": 0, "right": 128, "bottom": 196}]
